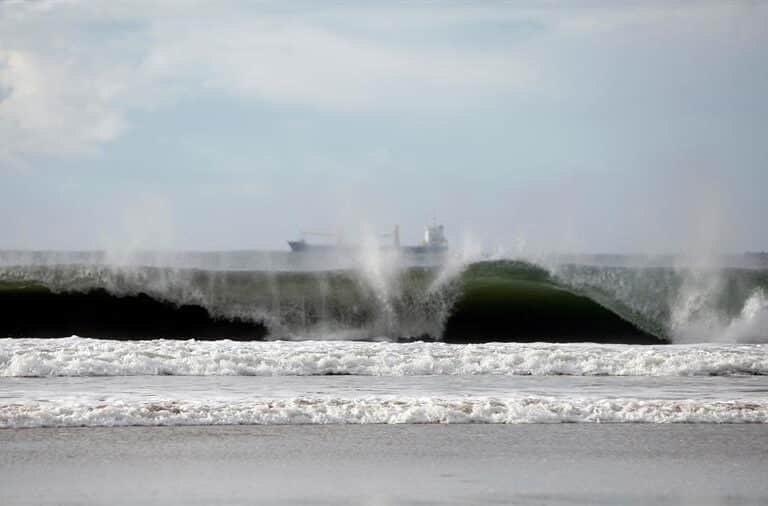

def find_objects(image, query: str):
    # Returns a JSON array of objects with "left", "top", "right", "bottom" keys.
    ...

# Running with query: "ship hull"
[
  {"left": 288, "top": 241, "right": 354, "bottom": 253},
  {"left": 288, "top": 240, "right": 447, "bottom": 255}
]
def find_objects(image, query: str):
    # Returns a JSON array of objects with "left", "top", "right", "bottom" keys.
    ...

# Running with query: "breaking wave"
[
  {"left": 1, "top": 253, "right": 767, "bottom": 343},
  {"left": 2, "top": 338, "right": 766, "bottom": 377}
]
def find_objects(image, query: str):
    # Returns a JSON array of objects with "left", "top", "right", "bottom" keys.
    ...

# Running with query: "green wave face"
[
  {"left": 1, "top": 259, "right": 767, "bottom": 343},
  {"left": 446, "top": 261, "right": 658, "bottom": 343}
]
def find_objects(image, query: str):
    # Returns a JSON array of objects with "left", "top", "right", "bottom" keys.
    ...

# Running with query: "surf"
[{"left": 0, "top": 253, "right": 766, "bottom": 344}]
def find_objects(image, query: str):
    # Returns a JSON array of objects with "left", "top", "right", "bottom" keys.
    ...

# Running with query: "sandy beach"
[{"left": 2, "top": 424, "right": 767, "bottom": 505}]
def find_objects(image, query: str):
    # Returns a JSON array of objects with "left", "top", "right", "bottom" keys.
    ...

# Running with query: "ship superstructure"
[{"left": 288, "top": 225, "right": 448, "bottom": 253}]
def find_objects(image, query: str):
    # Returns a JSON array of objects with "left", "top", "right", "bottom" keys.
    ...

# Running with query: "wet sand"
[{"left": 1, "top": 424, "right": 767, "bottom": 505}]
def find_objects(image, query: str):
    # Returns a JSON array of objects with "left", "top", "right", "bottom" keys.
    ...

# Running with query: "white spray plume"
[
  {"left": 668, "top": 179, "right": 768, "bottom": 343},
  {"left": 101, "top": 195, "right": 176, "bottom": 266},
  {"left": 428, "top": 230, "right": 484, "bottom": 293},
  {"left": 354, "top": 225, "right": 403, "bottom": 336}
]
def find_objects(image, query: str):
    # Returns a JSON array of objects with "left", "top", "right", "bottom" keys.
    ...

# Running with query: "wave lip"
[
  {"left": 3, "top": 397, "right": 766, "bottom": 428},
  {"left": 2, "top": 338, "right": 767, "bottom": 377}
]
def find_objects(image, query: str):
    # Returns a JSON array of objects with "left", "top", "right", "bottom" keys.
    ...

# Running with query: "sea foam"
[
  {"left": 2, "top": 396, "right": 766, "bottom": 428},
  {"left": 1, "top": 337, "right": 766, "bottom": 377}
]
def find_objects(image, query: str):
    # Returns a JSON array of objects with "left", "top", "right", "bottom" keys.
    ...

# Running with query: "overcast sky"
[{"left": 1, "top": 0, "right": 766, "bottom": 254}]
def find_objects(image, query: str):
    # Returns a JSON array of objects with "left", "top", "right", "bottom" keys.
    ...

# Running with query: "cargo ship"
[{"left": 288, "top": 225, "right": 448, "bottom": 254}]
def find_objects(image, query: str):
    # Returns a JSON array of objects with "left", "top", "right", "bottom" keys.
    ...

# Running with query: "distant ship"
[{"left": 288, "top": 225, "right": 448, "bottom": 254}]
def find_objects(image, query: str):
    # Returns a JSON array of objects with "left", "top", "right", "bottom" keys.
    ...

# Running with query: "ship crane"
[{"left": 378, "top": 225, "right": 401, "bottom": 248}]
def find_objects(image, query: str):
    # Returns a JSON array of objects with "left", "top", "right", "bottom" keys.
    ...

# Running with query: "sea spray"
[
  {"left": 713, "top": 288, "right": 768, "bottom": 343},
  {"left": 552, "top": 261, "right": 768, "bottom": 343},
  {"left": 668, "top": 262, "right": 768, "bottom": 343},
  {"left": 353, "top": 229, "right": 403, "bottom": 336}
]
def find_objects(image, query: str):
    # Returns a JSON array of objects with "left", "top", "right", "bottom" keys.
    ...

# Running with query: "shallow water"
[{"left": 5, "top": 374, "right": 768, "bottom": 402}]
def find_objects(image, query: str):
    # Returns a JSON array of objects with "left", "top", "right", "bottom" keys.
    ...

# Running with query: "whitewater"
[
  {"left": 2, "top": 338, "right": 767, "bottom": 428},
  {"left": 3, "top": 338, "right": 767, "bottom": 377}
]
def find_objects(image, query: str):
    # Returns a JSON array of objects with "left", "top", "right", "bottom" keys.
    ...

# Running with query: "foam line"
[
  {"left": 2, "top": 337, "right": 766, "bottom": 377},
  {"left": 2, "top": 396, "right": 766, "bottom": 427}
]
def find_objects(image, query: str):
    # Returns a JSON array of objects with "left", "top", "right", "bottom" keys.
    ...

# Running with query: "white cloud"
[
  {"left": 0, "top": 0, "right": 765, "bottom": 163},
  {"left": 0, "top": 0, "right": 538, "bottom": 163},
  {"left": 0, "top": 49, "right": 127, "bottom": 160}
]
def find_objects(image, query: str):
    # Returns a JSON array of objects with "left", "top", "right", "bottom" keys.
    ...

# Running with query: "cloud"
[
  {"left": 0, "top": 0, "right": 764, "bottom": 164},
  {"left": 0, "top": 0, "right": 537, "bottom": 163},
  {"left": 0, "top": 49, "right": 127, "bottom": 160}
]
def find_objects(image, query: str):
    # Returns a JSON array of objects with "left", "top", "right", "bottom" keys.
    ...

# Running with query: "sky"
[{"left": 1, "top": 0, "right": 766, "bottom": 254}]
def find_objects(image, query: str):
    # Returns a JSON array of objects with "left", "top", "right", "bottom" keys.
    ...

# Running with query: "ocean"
[{"left": 1, "top": 251, "right": 767, "bottom": 503}]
